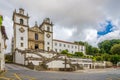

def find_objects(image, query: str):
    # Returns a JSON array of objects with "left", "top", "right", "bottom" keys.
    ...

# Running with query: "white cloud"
[
  {"left": 97, "top": 30, "right": 120, "bottom": 43},
  {"left": 1, "top": 0, "right": 120, "bottom": 52},
  {"left": 2, "top": 16, "right": 13, "bottom": 53},
  {"left": 53, "top": 25, "right": 76, "bottom": 40}
]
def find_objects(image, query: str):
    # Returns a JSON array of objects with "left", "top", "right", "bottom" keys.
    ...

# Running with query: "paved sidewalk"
[{"left": 75, "top": 68, "right": 116, "bottom": 73}]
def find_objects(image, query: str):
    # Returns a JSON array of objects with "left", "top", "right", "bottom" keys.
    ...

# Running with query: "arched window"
[
  {"left": 20, "top": 19, "right": 24, "bottom": 25},
  {"left": 35, "top": 33, "right": 38, "bottom": 40},
  {"left": 47, "top": 27, "right": 50, "bottom": 31}
]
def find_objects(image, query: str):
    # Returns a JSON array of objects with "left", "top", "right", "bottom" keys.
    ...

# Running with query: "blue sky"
[{"left": 97, "top": 21, "right": 114, "bottom": 37}]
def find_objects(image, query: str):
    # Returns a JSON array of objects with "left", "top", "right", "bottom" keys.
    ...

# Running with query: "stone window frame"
[{"left": 35, "top": 33, "right": 38, "bottom": 40}]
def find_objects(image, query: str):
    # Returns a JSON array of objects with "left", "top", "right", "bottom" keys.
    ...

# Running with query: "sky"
[{"left": 1, "top": 0, "right": 120, "bottom": 53}]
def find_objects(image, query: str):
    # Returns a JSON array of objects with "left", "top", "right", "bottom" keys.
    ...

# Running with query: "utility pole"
[{"left": 64, "top": 56, "right": 67, "bottom": 71}]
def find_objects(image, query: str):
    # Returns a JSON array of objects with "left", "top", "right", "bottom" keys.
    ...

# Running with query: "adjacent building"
[{"left": 0, "top": 15, "right": 8, "bottom": 71}]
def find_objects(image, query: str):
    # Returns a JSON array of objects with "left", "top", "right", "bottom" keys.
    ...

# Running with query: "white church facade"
[{"left": 12, "top": 8, "right": 85, "bottom": 54}]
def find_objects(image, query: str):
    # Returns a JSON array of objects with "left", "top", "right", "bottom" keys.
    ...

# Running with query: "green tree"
[
  {"left": 110, "top": 44, "right": 120, "bottom": 55},
  {"left": 0, "top": 16, "right": 3, "bottom": 26},
  {"left": 101, "top": 53, "right": 111, "bottom": 61},
  {"left": 74, "top": 52, "right": 84, "bottom": 57},
  {"left": 95, "top": 56, "right": 103, "bottom": 61},
  {"left": 99, "top": 48, "right": 105, "bottom": 54},
  {"left": 110, "top": 54, "right": 120, "bottom": 65},
  {"left": 98, "top": 40, "right": 111, "bottom": 54},
  {"left": 98, "top": 39, "right": 120, "bottom": 54},
  {"left": 84, "top": 42, "right": 93, "bottom": 55},
  {"left": 92, "top": 47, "right": 99, "bottom": 55},
  {"left": 61, "top": 50, "right": 68, "bottom": 55},
  {"left": 74, "top": 41, "right": 85, "bottom": 45}
]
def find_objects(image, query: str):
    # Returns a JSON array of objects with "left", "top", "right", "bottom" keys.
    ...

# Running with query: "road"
[{"left": 0, "top": 64, "right": 120, "bottom": 80}]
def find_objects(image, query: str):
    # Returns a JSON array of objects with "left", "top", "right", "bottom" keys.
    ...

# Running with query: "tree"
[
  {"left": 74, "top": 41, "right": 85, "bottom": 45},
  {"left": 110, "top": 54, "right": 120, "bottom": 65},
  {"left": 95, "top": 56, "right": 103, "bottom": 61},
  {"left": 0, "top": 16, "right": 3, "bottom": 26},
  {"left": 98, "top": 40, "right": 111, "bottom": 54},
  {"left": 84, "top": 42, "right": 93, "bottom": 55},
  {"left": 110, "top": 44, "right": 120, "bottom": 55},
  {"left": 98, "top": 39, "right": 120, "bottom": 54},
  {"left": 74, "top": 52, "right": 84, "bottom": 57},
  {"left": 92, "top": 47, "right": 99, "bottom": 55},
  {"left": 61, "top": 50, "right": 68, "bottom": 55},
  {"left": 101, "top": 53, "right": 111, "bottom": 61}
]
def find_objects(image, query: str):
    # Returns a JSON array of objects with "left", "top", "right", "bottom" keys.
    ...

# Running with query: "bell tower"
[
  {"left": 40, "top": 18, "right": 53, "bottom": 51},
  {"left": 13, "top": 8, "right": 29, "bottom": 50}
]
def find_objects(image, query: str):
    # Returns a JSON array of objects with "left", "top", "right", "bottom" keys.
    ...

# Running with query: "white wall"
[
  {"left": 78, "top": 45, "right": 85, "bottom": 55},
  {"left": 14, "top": 15, "right": 28, "bottom": 26},
  {"left": 44, "top": 32, "right": 53, "bottom": 51},
  {"left": 38, "top": 52, "right": 56, "bottom": 58},
  {"left": 0, "top": 31, "right": 5, "bottom": 54},
  {"left": 0, "top": 54, "right": 5, "bottom": 70},
  {"left": 15, "top": 26, "right": 28, "bottom": 50},
  {"left": 15, "top": 51, "right": 25, "bottom": 65},
  {"left": 47, "top": 60, "right": 70, "bottom": 68},
  {"left": 26, "top": 53, "right": 42, "bottom": 58},
  {"left": 0, "top": 29, "right": 5, "bottom": 70},
  {"left": 25, "top": 53, "right": 43, "bottom": 65},
  {"left": 53, "top": 40, "right": 86, "bottom": 54},
  {"left": 28, "top": 60, "right": 42, "bottom": 65}
]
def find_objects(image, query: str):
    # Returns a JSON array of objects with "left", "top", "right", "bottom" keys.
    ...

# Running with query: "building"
[
  {"left": 53, "top": 39, "right": 85, "bottom": 54},
  {"left": 12, "top": 8, "right": 85, "bottom": 54},
  {"left": 0, "top": 15, "right": 8, "bottom": 71},
  {"left": 12, "top": 8, "right": 87, "bottom": 70}
]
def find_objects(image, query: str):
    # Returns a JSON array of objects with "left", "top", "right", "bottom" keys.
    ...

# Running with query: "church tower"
[
  {"left": 40, "top": 18, "right": 53, "bottom": 51},
  {"left": 13, "top": 8, "right": 29, "bottom": 50}
]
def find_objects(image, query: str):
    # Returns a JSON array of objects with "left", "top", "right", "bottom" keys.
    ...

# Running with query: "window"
[
  {"left": 68, "top": 45, "right": 70, "bottom": 48},
  {"left": 21, "top": 43, "right": 23, "bottom": 47},
  {"left": 20, "top": 19, "right": 24, "bottom": 25},
  {"left": 35, "top": 33, "right": 38, "bottom": 40},
  {"left": 55, "top": 49, "right": 57, "bottom": 52},
  {"left": 64, "top": 44, "right": 66, "bottom": 47},
  {"left": 59, "top": 49, "right": 61, "bottom": 52},
  {"left": 47, "top": 47, "right": 50, "bottom": 51},
  {"left": 81, "top": 49, "right": 83, "bottom": 51},
  {"left": 72, "top": 46, "right": 73, "bottom": 48},
  {"left": 55, "top": 43, "right": 57, "bottom": 46},
  {"left": 35, "top": 44, "right": 39, "bottom": 49},
  {"left": 47, "top": 27, "right": 50, "bottom": 31},
  {"left": 59, "top": 43, "right": 61, "bottom": 46},
  {"left": 47, "top": 42, "right": 50, "bottom": 45},
  {"left": 21, "top": 37, "right": 23, "bottom": 40},
  {"left": 75, "top": 46, "right": 77, "bottom": 49}
]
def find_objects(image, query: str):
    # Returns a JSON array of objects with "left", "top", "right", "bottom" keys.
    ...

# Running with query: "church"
[
  {"left": 12, "top": 8, "right": 85, "bottom": 54},
  {"left": 11, "top": 8, "right": 97, "bottom": 70}
]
